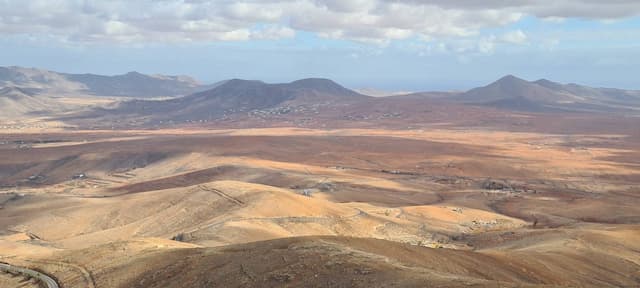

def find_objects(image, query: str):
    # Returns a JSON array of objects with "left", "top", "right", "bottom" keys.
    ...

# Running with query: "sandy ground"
[
  {"left": 0, "top": 124, "right": 638, "bottom": 287},
  {"left": 0, "top": 273, "right": 39, "bottom": 288}
]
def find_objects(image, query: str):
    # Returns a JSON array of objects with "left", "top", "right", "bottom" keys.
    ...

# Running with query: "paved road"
[{"left": 0, "top": 263, "right": 59, "bottom": 288}]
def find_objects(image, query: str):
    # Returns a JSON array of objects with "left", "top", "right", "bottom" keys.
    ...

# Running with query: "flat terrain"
[{"left": 0, "top": 111, "right": 638, "bottom": 287}]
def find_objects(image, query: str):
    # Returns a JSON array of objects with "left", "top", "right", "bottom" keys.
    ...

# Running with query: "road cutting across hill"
[{"left": 0, "top": 263, "right": 59, "bottom": 288}]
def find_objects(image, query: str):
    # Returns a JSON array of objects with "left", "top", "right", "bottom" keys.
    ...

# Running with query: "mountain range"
[
  {"left": 0, "top": 86, "right": 62, "bottom": 119},
  {"left": 0, "top": 66, "right": 207, "bottom": 97},
  {"left": 74, "top": 78, "right": 369, "bottom": 124},
  {"left": 3, "top": 66, "right": 640, "bottom": 125},
  {"left": 452, "top": 75, "right": 640, "bottom": 112}
]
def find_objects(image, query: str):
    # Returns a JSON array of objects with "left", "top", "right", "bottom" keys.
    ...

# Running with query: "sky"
[{"left": 1, "top": 0, "right": 639, "bottom": 91}]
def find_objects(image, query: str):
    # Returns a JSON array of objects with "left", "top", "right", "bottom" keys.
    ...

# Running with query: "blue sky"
[{"left": 1, "top": 1, "right": 639, "bottom": 91}]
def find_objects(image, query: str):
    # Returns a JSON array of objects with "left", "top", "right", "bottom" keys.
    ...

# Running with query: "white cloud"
[
  {"left": 501, "top": 30, "right": 528, "bottom": 44},
  {"left": 250, "top": 25, "right": 296, "bottom": 40},
  {"left": 478, "top": 36, "right": 497, "bottom": 54},
  {"left": 0, "top": 0, "right": 638, "bottom": 45}
]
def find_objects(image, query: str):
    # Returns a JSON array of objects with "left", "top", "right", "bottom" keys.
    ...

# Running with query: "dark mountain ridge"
[
  {"left": 70, "top": 78, "right": 369, "bottom": 124},
  {"left": 455, "top": 75, "right": 640, "bottom": 112}
]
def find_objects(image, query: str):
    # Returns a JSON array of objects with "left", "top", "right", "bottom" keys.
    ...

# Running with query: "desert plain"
[{"left": 1, "top": 117, "right": 639, "bottom": 287}]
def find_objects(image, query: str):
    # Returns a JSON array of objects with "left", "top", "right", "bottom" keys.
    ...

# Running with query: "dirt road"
[{"left": 0, "top": 263, "right": 59, "bottom": 288}]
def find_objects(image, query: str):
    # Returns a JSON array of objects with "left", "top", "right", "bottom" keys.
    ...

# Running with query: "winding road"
[{"left": 0, "top": 263, "right": 59, "bottom": 288}]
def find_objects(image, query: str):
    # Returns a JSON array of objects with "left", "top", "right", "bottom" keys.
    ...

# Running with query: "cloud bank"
[{"left": 0, "top": 0, "right": 638, "bottom": 44}]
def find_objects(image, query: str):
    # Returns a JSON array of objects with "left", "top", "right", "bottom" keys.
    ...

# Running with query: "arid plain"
[
  {"left": 2, "top": 122, "right": 639, "bottom": 287},
  {"left": 1, "top": 69, "right": 640, "bottom": 287}
]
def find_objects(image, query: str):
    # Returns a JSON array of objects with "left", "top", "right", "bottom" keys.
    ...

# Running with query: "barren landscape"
[
  {"left": 3, "top": 1, "right": 640, "bottom": 286},
  {"left": 1, "top": 67, "right": 639, "bottom": 287}
]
